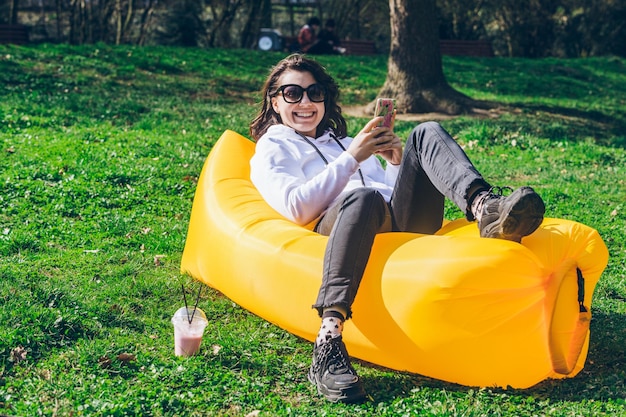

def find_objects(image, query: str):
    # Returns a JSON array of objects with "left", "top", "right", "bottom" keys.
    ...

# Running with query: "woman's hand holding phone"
[
  {"left": 348, "top": 118, "right": 389, "bottom": 162},
  {"left": 373, "top": 128, "right": 402, "bottom": 165},
  {"left": 372, "top": 98, "right": 402, "bottom": 165},
  {"left": 348, "top": 115, "right": 402, "bottom": 165}
]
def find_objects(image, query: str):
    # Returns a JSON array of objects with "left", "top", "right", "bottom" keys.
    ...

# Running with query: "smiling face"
[{"left": 271, "top": 70, "right": 325, "bottom": 138}]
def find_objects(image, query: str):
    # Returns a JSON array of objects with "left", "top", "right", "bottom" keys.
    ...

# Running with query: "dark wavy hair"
[{"left": 250, "top": 54, "right": 347, "bottom": 141}]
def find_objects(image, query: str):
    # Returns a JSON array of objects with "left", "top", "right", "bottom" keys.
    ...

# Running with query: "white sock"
[
  {"left": 471, "top": 190, "right": 490, "bottom": 222},
  {"left": 316, "top": 311, "right": 344, "bottom": 346}
]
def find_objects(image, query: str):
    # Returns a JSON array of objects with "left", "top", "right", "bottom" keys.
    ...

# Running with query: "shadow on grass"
[
  {"left": 508, "top": 102, "right": 626, "bottom": 148},
  {"left": 358, "top": 311, "right": 625, "bottom": 403}
]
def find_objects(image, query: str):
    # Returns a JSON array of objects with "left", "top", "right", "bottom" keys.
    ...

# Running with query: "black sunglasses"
[{"left": 273, "top": 84, "right": 326, "bottom": 103}]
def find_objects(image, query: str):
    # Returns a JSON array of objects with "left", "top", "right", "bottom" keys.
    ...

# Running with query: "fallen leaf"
[
  {"left": 154, "top": 255, "right": 166, "bottom": 266},
  {"left": 10, "top": 346, "right": 27, "bottom": 363},
  {"left": 117, "top": 353, "right": 136, "bottom": 363},
  {"left": 245, "top": 411, "right": 261, "bottom": 417},
  {"left": 610, "top": 209, "right": 618, "bottom": 216},
  {"left": 98, "top": 355, "right": 112, "bottom": 368}
]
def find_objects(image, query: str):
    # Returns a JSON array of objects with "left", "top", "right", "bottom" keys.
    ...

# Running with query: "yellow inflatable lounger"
[{"left": 181, "top": 130, "right": 609, "bottom": 388}]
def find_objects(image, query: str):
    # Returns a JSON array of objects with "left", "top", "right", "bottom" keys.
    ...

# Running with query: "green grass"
[{"left": 1, "top": 43, "right": 625, "bottom": 416}]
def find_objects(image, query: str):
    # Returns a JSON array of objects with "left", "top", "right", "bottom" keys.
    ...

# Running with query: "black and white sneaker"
[
  {"left": 307, "top": 336, "right": 366, "bottom": 403},
  {"left": 478, "top": 186, "right": 545, "bottom": 242}
]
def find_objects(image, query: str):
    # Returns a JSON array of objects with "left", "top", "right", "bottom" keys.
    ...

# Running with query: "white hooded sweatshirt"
[{"left": 250, "top": 125, "right": 400, "bottom": 226}]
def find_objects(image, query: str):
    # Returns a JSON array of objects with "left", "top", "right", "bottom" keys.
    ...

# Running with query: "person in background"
[
  {"left": 308, "top": 18, "right": 346, "bottom": 55},
  {"left": 249, "top": 54, "right": 545, "bottom": 403},
  {"left": 297, "top": 17, "right": 321, "bottom": 53}
]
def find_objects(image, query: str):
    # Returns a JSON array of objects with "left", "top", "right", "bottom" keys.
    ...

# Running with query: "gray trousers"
[{"left": 313, "top": 122, "right": 491, "bottom": 318}]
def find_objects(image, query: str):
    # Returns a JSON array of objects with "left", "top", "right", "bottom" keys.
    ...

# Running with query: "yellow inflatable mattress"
[{"left": 181, "top": 130, "right": 609, "bottom": 388}]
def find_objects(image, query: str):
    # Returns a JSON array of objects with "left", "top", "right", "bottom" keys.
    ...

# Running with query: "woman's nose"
[{"left": 300, "top": 92, "right": 312, "bottom": 104}]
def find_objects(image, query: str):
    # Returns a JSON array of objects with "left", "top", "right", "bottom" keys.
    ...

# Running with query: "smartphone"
[{"left": 374, "top": 98, "right": 396, "bottom": 129}]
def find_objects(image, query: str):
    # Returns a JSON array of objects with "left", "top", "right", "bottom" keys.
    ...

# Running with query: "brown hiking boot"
[{"left": 478, "top": 186, "right": 545, "bottom": 242}]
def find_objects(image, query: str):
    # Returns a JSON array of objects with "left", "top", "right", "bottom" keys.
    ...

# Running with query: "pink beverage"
[
  {"left": 172, "top": 307, "right": 208, "bottom": 356},
  {"left": 174, "top": 331, "right": 203, "bottom": 356}
]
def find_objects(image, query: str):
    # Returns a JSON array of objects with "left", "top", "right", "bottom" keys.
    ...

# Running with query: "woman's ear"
[{"left": 271, "top": 96, "right": 280, "bottom": 114}]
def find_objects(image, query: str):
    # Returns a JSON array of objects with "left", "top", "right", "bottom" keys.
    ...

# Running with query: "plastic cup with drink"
[{"left": 172, "top": 306, "right": 208, "bottom": 356}]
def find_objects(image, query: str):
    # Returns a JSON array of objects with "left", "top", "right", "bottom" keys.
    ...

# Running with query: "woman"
[
  {"left": 249, "top": 54, "right": 545, "bottom": 403},
  {"left": 296, "top": 17, "right": 321, "bottom": 53}
]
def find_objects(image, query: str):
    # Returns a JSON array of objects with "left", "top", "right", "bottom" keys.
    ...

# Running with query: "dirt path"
[{"left": 342, "top": 105, "right": 503, "bottom": 122}]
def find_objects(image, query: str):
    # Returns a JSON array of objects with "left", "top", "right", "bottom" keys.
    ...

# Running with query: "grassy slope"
[{"left": 0, "top": 44, "right": 624, "bottom": 416}]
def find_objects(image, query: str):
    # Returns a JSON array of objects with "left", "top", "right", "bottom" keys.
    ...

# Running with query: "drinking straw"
[
  {"left": 181, "top": 283, "right": 191, "bottom": 323},
  {"left": 189, "top": 285, "right": 203, "bottom": 324}
]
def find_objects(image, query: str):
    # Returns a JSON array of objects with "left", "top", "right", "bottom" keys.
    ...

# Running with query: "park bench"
[
  {"left": 280, "top": 37, "right": 493, "bottom": 57},
  {"left": 439, "top": 39, "right": 494, "bottom": 57},
  {"left": 0, "top": 24, "right": 29, "bottom": 45},
  {"left": 282, "top": 36, "right": 377, "bottom": 55},
  {"left": 341, "top": 39, "right": 377, "bottom": 55}
]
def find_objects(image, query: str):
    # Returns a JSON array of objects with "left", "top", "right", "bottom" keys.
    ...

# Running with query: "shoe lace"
[
  {"left": 488, "top": 186, "right": 513, "bottom": 197},
  {"left": 315, "top": 338, "right": 354, "bottom": 375},
  {"left": 474, "top": 186, "right": 513, "bottom": 222}
]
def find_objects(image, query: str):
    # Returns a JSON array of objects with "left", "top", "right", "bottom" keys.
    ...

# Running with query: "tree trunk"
[
  {"left": 98, "top": 0, "right": 116, "bottom": 44},
  {"left": 10, "top": 0, "right": 20, "bottom": 24},
  {"left": 208, "top": 0, "right": 242, "bottom": 48},
  {"left": 79, "top": 0, "right": 86, "bottom": 43},
  {"left": 240, "top": 0, "right": 266, "bottom": 49},
  {"left": 137, "top": 0, "right": 155, "bottom": 46},
  {"left": 85, "top": 0, "right": 93, "bottom": 43},
  {"left": 115, "top": 0, "right": 122, "bottom": 44},
  {"left": 122, "top": 0, "right": 134, "bottom": 44},
  {"left": 55, "top": 0, "right": 62, "bottom": 41},
  {"left": 377, "top": 0, "right": 476, "bottom": 115}
]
